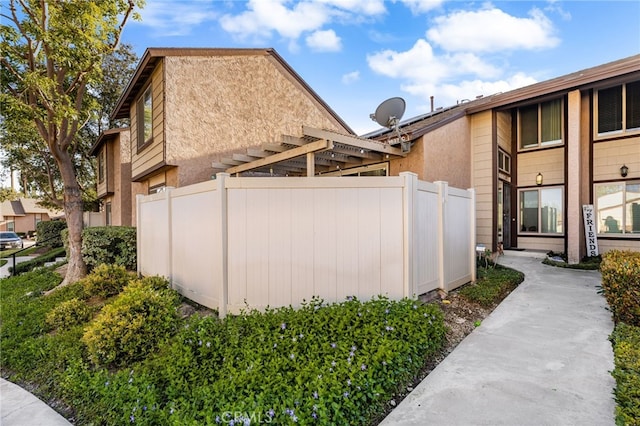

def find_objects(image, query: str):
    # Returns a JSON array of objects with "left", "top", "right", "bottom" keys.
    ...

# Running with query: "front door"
[{"left": 498, "top": 181, "right": 512, "bottom": 249}]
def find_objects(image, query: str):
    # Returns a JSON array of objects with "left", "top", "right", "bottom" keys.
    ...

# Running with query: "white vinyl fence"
[{"left": 137, "top": 172, "right": 475, "bottom": 317}]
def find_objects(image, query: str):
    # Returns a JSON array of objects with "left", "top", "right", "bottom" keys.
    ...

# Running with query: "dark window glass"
[{"left": 598, "top": 85, "right": 623, "bottom": 133}]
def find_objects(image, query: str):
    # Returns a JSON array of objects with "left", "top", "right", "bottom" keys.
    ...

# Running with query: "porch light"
[
  {"left": 536, "top": 172, "right": 543, "bottom": 186},
  {"left": 620, "top": 164, "right": 629, "bottom": 177}
]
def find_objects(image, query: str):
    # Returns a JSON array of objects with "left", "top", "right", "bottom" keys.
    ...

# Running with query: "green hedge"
[
  {"left": 61, "top": 226, "right": 137, "bottom": 272},
  {"left": 600, "top": 250, "right": 640, "bottom": 327},
  {"left": 36, "top": 220, "right": 67, "bottom": 248},
  {"left": 610, "top": 323, "right": 640, "bottom": 425}
]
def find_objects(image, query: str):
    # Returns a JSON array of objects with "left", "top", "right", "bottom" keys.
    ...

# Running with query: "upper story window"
[
  {"left": 498, "top": 149, "right": 511, "bottom": 174},
  {"left": 97, "top": 149, "right": 105, "bottom": 183},
  {"left": 596, "top": 80, "right": 640, "bottom": 137},
  {"left": 595, "top": 181, "right": 640, "bottom": 235},
  {"left": 518, "top": 98, "right": 563, "bottom": 150},
  {"left": 137, "top": 85, "right": 153, "bottom": 148}
]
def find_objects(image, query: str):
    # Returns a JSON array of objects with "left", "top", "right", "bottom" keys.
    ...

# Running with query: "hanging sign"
[{"left": 582, "top": 205, "right": 599, "bottom": 257}]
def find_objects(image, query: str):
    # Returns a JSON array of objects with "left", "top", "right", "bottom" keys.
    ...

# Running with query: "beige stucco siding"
[
  {"left": 593, "top": 137, "right": 640, "bottom": 181},
  {"left": 425, "top": 117, "right": 471, "bottom": 189},
  {"left": 598, "top": 239, "right": 640, "bottom": 253},
  {"left": 131, "top": 62, "right": 165, "bottom": 180},
  {"left": 471, "top": 111, "right": 493, "bottom": 247},
  {"left": 163, "top": 55, "right": 347, "bottom": 186},
  {"left": 517, "top": 147, "right": 564, "bottom": 186}
]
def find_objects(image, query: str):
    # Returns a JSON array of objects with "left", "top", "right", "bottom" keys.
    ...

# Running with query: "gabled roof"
[
  {"left": 367, "top": 54, "right": 640, "bottom": 141},
  {"left": 89, "top": 127, "right": 130, "bottom": 156},
  {"left": 110, "top": 47, "right": 354, "bottom": 134},
  {"left": 0, "top": 198, "right": 62, "bottom": 218}
]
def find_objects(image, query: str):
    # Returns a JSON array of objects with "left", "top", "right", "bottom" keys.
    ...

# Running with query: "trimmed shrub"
[
  {"left": 9, "top": 246, "right": 66, "bottom": 275},
  {"left": 600, "top": 250, "right": 640, "bottom": 326},
  {"left": 81, "top": 226, "right": 136, "bottom": 271},
  {"left": 81, "top": 264, "right": 135, "bottom": 298},
  {"left": 610, "top": 323, "right": 640, "bottom": 425},
  {"left": 46, "top": 298, "right": 93, "bottom": 331},
  {"left": 36, "top": 220, "right": 67, "bottom": 248},
  {"left": 82, "top": 276, "right": 180, "bottom": 367}
]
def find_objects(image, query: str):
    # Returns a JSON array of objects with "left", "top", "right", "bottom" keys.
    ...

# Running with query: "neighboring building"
[
  {"left": 110, "top": 47, "right": 354, "bottom": 223},
  {"left": 0, "top": 198, "right": 63, "bottom": 235},
  {"left": 367, "top": 54, "right": 640, "bottom": 261},
  {"left": 89, "top": 128, "right": 132, "bottom": 226}
]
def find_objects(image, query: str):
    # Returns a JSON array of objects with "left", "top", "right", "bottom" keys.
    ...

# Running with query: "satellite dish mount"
[{"left": 370, "top": 97, "right": 409, "bottom": 153}]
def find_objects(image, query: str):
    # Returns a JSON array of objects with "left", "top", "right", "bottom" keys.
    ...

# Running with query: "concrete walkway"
[
  {"left": 0, "top": 256, "right": 36, "bottom": 279},
  {"left": 0, "top": 378, "right": 71, "bottom": 425},
  {"left": 381, "top": 253, "right": 616, "bottom": 426}
]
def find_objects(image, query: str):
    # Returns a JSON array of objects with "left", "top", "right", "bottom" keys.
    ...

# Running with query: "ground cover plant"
[
  {"left": 601, "top": 250, "right": 640, "bottom": 425},
  {"left": 1, "top": 266, "right": 448, "bottom": 425},
  {"left": 542, "top": 251, "right": 602, "bottom": 270},
  {"left": 459, "top": 264, "right": 524, "bottom": 307}
]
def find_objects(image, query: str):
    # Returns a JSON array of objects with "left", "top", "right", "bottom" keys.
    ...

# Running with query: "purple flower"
[
  {"left": 343, "top": 391, "right": 349, "bottom": 398},
  {"left": 385, "top": 308, "right": 390, "bottom": 314},
  {"left": 267, "top": 409, "right": 275, "bottom": 418},
  {"left": 281, "top": 323, "right": 287, "bottom": 330},
  {"left": 351, "top": 345, "right": 357, "bottom": 352},
  {"left": 330, "top": 342, "right": 337, "bottom": 348},
  {"left": 299, "top": 333, "right": 304, "bottom": 339},
  {"left": 130, "top": 415, "right": 135, "bottom": 423},
  {"left": 290, "top": 353, "right": 295, "bottom": 360},
  {"left": 312, "top": 412, "right": 318, "bottom": 419},
  {"left": 385, "top": 326, "right": 394, "bottom": 331},
  {"left": 346, "top": 296, "right": 353, "bottom": 301},
  {"left": 285, "top": 408, "right": 295, "bottom": 416},
  {"left": 361, "top": 364, "right": 367, "bottom": 370},
  {"left": 347, "top": 379, "right": 351, "bottom": 386},
  {"left": 313, "top": 391, "right": 319, "bottom": 399}
]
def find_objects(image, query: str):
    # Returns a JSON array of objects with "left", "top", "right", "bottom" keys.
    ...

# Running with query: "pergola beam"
[
  {"left": 227, "top": 139, "right": 333, "bottom": 175},
  {"left": 303, "top": 126, "right": 406, "bottom": 156}
]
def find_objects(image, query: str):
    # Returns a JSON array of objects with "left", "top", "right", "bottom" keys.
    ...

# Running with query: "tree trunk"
[{"left": 57, "top": 152, "right": 87, "bottom": 285}]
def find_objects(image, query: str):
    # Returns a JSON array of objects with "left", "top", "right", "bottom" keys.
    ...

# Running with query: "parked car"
[{"left": 0, "top": 232, "right": 24, "bottom": 250}]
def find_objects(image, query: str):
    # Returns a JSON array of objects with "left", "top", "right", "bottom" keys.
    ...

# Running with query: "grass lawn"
[{"left": 1, "top": 264, "right": 523, "bottom": 425}]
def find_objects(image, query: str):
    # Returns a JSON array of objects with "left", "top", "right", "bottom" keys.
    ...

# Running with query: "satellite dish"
[
  {"left": 369, "top": 97, "right": 410, "bottom": 153},
  {"left": 370, "top": 97, "right": 405, "bottom": 129}
]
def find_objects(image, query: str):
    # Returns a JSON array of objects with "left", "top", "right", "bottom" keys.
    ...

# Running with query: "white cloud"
[
  {"left": 220, "top": 0, "right": 330, "bottom": 41},
  {"left": 219, "top": 0, "right": 386, "bottom": 47},
  {"left": 397, "top": 0, "right": 445, "bottom": 15},
  {"left": 306, "top": 29, "right": 342, "bottom": 51},
  {"left": 342, "top": 71, "right": 360, "bottom": 84},
  {"left": 134, "top": 1, "right": 219, "bottom": 36},
  {"left": 426, "top": 6, "right": 560, "bottom": 52}
]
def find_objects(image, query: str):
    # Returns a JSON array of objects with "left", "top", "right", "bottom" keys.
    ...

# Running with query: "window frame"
[
  {"left": 498, "top": 149, "right": 511, "bottom": 175},
  {"left": 97, "top": 148, "right": 105, "bottom": 184},
  {"left": 594, "top": 80, "right": 640, "bottom": 139},
  {"left": 594, "top": 180, "right": 640, "bottom": 236},
  {"left": 518, "top": 186, "right": 565, "bottom": 235},
  {"left": 517, "top": 98, "right": 564, "bottom": 151},
  {"left": 137, "top": 84, "right": 153, "bottom": 150}
]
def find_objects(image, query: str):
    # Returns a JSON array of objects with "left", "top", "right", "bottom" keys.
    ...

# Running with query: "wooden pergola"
[{"left": 212, "top": 127, "right": 407, "bottom": 177}]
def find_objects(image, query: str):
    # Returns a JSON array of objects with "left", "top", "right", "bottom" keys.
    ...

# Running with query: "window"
[
  {"left": 34, "top": 214, "right": 42, "bottom": 228},
  {"left": 596, "top": 81, "right": 640, "bottom": 136},
  {"left": 498, "top": 149, "right": 511, "bottom": 174},
  {"left": 7, "top": 221, "right": 15, "bottom": 232},
  {"left": 97, "top": 149, "right": 105, "bottom": 183},
  {"left": 518, "top": 98, "right": 563, "bottom": 149},
  {"left": 137, "top": 85, "right": 153, "bottom": 148},
  {"left": 149, "top": 185, "right": 166, "bottom": 194},
  {"left": 105, "top": 202, "right": 112, "bottom": 226},
  {"left": 519, "top": 187, "right": 564, "bottom": 234},
  {"left": 595, "top": 181, "right": 640, "bottom": 234}
]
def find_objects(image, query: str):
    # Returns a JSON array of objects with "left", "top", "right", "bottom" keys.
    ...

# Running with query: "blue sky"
[{"left": 121, "top": 0, "right": 640, "bottom": 135}]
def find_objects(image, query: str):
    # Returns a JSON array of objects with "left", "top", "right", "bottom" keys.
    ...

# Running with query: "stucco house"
[
  {"left": 0, "top": 198, "right": 63, "bottom": 235},
  {"left": 108, "top": 47, "right": 357, "bottom": 222},
  {"left": 101, "top": 46, "right": 638, "bottom": 262},
  {"left": 89, "top": 128, "right": 132, "bottom": 226},
  {"left": 365, "top": 54, "right": 640, "bottom": 262}
]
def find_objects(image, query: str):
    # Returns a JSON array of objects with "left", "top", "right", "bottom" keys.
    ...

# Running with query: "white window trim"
[
  {"left": 518, "top": 98, "right": 564, "bottom": 151},
  {"left": 518, "top": 186, "right": 565, "bottom": 235},
  {"left": 594, "top": 81, "right": 640, "bottom": 140}
]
